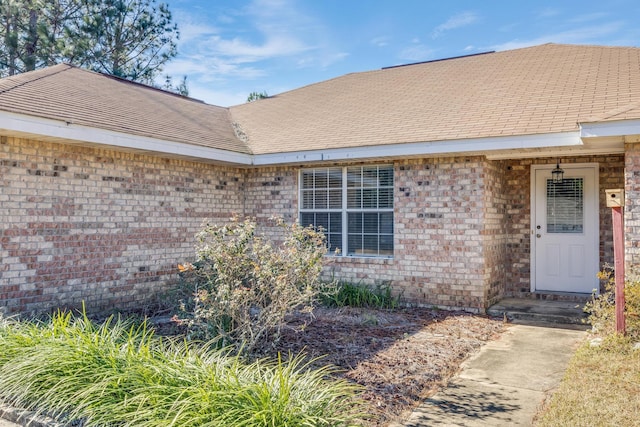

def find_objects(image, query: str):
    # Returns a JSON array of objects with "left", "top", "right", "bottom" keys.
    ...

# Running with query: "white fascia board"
[
  {"left": 0, "top": 110, "right": 587, "bottom": 167},
  {"left": 0, "top": 111, "right": 253, "bottom": 165},
  {"left": 252, "top": 131, "right": 582, "bottom": 165},
  {"left": 580, "top": 119, "right": 640, "bottom": 138}
]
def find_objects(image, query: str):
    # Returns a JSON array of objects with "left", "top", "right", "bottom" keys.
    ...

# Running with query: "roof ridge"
[{"left": 381, "top": 50, "right": 495, "bottom": 69}]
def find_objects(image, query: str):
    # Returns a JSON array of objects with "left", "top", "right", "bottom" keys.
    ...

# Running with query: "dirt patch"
[{"left": 267, "top": 307, "right": 505, "bottom": 426}]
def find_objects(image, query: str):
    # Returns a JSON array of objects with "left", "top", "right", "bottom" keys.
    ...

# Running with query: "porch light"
[{"left": 552, "top": 159, "right": 564, "bottom": 184}]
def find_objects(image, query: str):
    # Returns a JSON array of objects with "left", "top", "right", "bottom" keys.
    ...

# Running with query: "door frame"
[{"left": 529, "top": 162, "right": 600, "bottom": 294}]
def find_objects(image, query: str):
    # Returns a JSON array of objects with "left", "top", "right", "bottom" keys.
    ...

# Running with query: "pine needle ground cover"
[{"left": 0, "top": 312, "right": 363, "bottom": 427}]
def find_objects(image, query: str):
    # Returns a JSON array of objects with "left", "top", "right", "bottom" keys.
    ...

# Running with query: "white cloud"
[
  {"left": 212, "top": 35, "right": 311, "bottom": 61},
  {"left": 371, "top": 36, "right": 390, "bottom": 47},
  {"left": 399, "top": 45, "right": 434, "bottom": 62},
  {"left": 537, "top": 7, "right": 561, "bottom": 18},
  {"left": 187, "top": 84, "right": 248, "bottom": 106},
  {"left": 432, "top": 11, "right": 478, "bottom": 39},
  {"left": 491, "top": 21, "right": 626, "bottom": 51},
  {"left": 568, "top": 12, "right": 610, "bottom": 24},
  {"left": 170, "top": 0, "right": 334, "bottom": 78}
]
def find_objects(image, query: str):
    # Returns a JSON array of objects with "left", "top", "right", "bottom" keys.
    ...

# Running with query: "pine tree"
[{"left": 0, "top": 0, "right": 179, "bottom": 85}]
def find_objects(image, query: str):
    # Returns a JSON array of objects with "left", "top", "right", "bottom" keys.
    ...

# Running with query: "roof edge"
[
  {"left": 251, "top": 131, "right": 584, "bottom": 165},
  {"left": 0, "top": 110, "right": 253, "bottom": 165},
  {"left": 580, "top": 118, "right": 640, "bottom": 138}
]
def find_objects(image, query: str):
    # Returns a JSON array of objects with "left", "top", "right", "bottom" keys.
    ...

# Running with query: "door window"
[{"left": 546, "top": 177, "right": 584, "bottom": 233}]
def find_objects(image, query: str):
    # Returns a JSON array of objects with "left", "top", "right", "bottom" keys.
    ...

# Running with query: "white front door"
[{"left": 531, "top": 164, "right": 599, "bottom": 293}]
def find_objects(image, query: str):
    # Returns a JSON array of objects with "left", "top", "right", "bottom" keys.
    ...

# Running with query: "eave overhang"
[{"left": 0, "top": 110, "right": 629, "bottom": 167}]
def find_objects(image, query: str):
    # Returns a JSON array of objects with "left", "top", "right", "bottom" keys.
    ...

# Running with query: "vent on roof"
[{"left": 382, "top": 50, "right": 495, "bottom": 70}]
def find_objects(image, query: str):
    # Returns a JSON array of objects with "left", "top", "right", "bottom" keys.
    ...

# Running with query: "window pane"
[
  {"left": 380, "top": 212, "right": 393, "bottom": 234},
  {"left": 315, "top": 170, "right": 327, "bottom": 189},
  {"left": 328, "top": 168, "right": 342, "bottom": 188},
  {"left": 315, "top": 212, "right": 328, "bottom": 230},
  {"left": 379, "top": 235, "right": 393, "bottom": 255},
  {"left": 330, "top": 212, "right": 342, "bottom": 232},
  {"left": 328, "top": 233, "right": 342, "bottom": 253},
  {"left": 314, "top": 189, "right": 328, "bottom": 209},
  {"left": 379, "top": 188, "right": 393, "bottom": 208},
  {"left": 348, "top": 234, "right": 362, "bottom": 254},
  {"left": 347, "top": 167, "right": 361, "bottom": 187},
  {"left": 362, "top": 167, "right": 378, "bottom": 187},
  {"left": 362, "top": 188, "right": 377, "bottom": 208},
  {"left": 363, "top": 235, "right": 378, "bottom": 254},
  {"left": 363, "top": 212, "right": 378, "bottom": 233},
  {"left": 379, "top": 167, "right": 393, "bottom": 187},
  {"left": 300, "top": 212, "right": 314, "bottom": 228},
  {"left": 329, "top": 189, "right": 342, "bottom": 208},
  {"left": 302, "top": 190, "right": 313, "bottom": 209},
  {"left": 348, "top": 212, "right": 362, "bottom": 233},
  {"left": 547, "top": 178, "right": 584, "bottom": 233},
  {"left": 302, "top": 171, "right": 314, "bottom": 189},
  {"left": 347, "top": 188, "right": 361, "bottom": 208}
]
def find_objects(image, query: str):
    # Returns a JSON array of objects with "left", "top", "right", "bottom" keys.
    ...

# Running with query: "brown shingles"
[
  {"left": 2, "top": 44, "right": 640, "bottom": 158},
  {"left": 230, "top": 43, "right": 640, "bottom": 155},
  {"left": 0, "top": 64, "right": 250, "bottom": 154}
]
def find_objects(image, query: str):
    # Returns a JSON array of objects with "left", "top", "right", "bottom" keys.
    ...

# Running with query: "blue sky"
[{"left": 163, "top": 0, "right": 640, "bottom": 107}]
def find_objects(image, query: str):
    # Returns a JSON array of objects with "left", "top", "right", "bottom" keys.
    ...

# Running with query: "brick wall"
[
  {"left": 243, "top": 166, "right": 297, "bottom": 241},
  {"left": 625, "top": 143, "right": 640, "bottom": 265},
  {"left": 483, "top": 160, "right": 509, "bottom": 306},
  {"left": 1, "top": 134, "right": 624, "bottom": 315},
  {"left": 0, "top": 136, "right": 245, "bottom": 314}
]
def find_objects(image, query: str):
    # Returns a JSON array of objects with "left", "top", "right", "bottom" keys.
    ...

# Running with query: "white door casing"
[{"left": 531, "top": 164, "right": 599, "bottom": 294}]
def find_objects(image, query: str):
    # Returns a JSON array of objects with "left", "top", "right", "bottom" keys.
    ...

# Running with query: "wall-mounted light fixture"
[{"left": 552, "top": 159, "right": 564, "bottom": 184}]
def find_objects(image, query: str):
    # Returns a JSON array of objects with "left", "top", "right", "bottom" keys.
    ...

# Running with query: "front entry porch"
[{"left": 487, "top": 297, "right": 590, "bottom": 328}]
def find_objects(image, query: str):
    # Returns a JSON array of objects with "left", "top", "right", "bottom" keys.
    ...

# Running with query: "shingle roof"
[
  {"left": 0, "top": 64, "right": 249, "bottom": 154},
  {"left": 229, "top": 43, "right": 640, "bottom": 155},
  {"left": 1, "top": 44, "right": 639, "bottom": 159}
]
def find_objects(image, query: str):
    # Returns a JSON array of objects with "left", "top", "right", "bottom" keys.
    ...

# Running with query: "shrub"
[
  {"left": 320, "top": 281, "right": 400, "bottom": 309},
  {"left": 0, "top": 312, "right": 364, "bottom": 426},
  {"left": 585, "top": 267, "right": 640, "bottom": 339},
  {"left": 175, "top": 216, "right": 329, "bottom": 352}
]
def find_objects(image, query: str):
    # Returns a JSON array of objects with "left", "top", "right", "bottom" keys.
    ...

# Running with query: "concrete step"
[{"left": 487, "top": 298, "right": 590, "bottom": 328}]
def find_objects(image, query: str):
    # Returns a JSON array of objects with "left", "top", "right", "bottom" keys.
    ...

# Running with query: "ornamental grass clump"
[
  {"left": 0, "top": 311, "right": 363, "bottom": 426},
  {"left": 175, "top": 216, "right": 329, "bottom": 353}
]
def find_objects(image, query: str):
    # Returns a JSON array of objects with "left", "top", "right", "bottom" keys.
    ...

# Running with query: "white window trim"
[{"left": 299, "top": 165, "right": 394, "bottom": 258}]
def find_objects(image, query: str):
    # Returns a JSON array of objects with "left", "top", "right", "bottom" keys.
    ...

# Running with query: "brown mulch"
[
  {"left": 270, "top": 307, "right": 506, "bottom": 426},
  {"left": 153, "top": 306, "right": 505, "bottom": 426}
]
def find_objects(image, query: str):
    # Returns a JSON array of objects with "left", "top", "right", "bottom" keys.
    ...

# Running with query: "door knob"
[{"left": 536, "top": 234, "right": 541, "bottom": 238}]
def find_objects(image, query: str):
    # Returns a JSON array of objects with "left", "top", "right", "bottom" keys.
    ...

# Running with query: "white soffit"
[{"left": 252, "top": 131, "right": 584, "bottom": 164}]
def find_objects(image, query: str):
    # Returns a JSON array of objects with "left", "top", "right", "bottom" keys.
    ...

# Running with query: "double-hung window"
[{"left": 300, "top": 165, "right": 394, "bottom": 257}]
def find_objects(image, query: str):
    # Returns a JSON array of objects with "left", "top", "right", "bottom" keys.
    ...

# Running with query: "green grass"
[
  {"left": 535, "top": 335, "right": 640, "bottom": 426},
  {"left": 320, "top": 281, "right": 400, "bottom": 309},
  {"left": 0, "top": 311, "right": 364, "bottom": 426}
]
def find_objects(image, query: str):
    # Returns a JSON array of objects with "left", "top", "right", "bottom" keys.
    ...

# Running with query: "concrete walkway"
[
  {"left": 393, "top": 324, "right": 586, "bottom": 426},
  {"left": 0, "top": 418, "right": 19, "bottom": 427}
]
